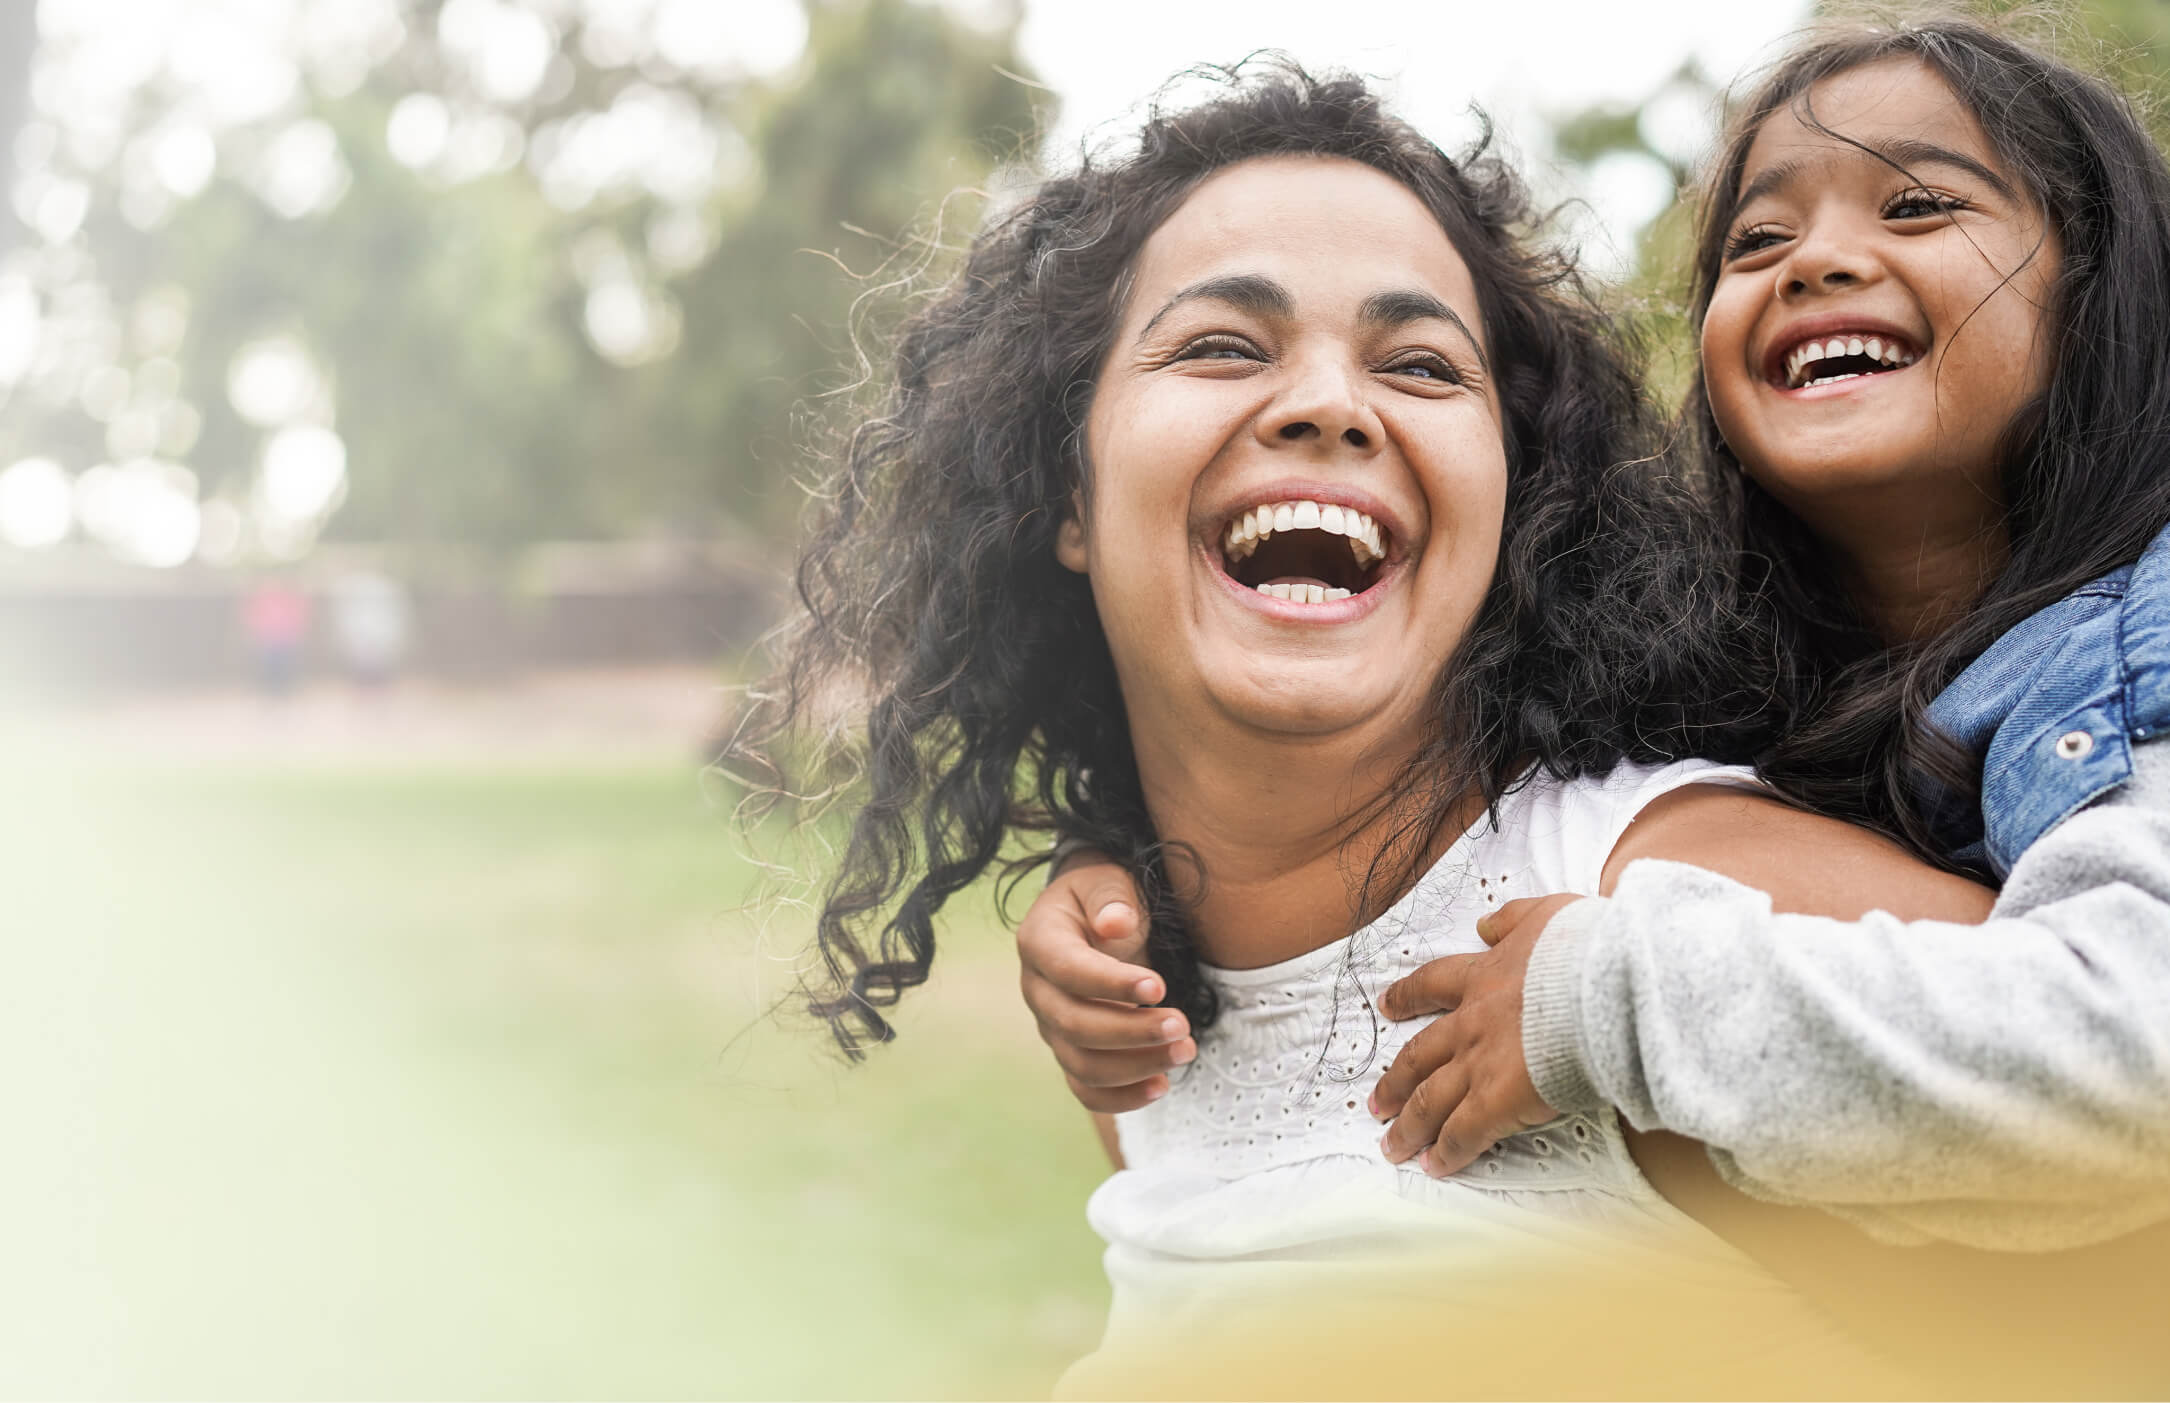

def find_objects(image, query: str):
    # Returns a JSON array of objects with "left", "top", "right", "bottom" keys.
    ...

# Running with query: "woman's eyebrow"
[
  {"left": 1359, "top": 289, "right": 1489, "bottom": 371},
  {"left": 1733, "top": 136, "right": 2017, "bottom": 215},
  {"left": 1135, "top": 273, "right": 1292, "bottom": 341}
]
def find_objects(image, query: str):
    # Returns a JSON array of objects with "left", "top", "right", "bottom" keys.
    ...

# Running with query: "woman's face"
[
  {"left": 1700, "top": 58, "right": 2058, "bottom": 528},
  {"left": 1058, "top": 155, "right": 1507, "bottom": 757}
]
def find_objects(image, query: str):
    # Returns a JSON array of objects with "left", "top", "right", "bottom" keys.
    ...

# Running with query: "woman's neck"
[{"left": 1129, "top": 725, "right": 1477, "bottom": 969}]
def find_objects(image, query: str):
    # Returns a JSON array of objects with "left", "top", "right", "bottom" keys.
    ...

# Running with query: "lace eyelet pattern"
[{"left": 1116, "top": 853, "right": 1637, "bottom": 1198}]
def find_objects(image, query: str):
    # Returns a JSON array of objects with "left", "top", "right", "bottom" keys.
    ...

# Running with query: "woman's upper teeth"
[
  {"left": 1222, "top": 498, "right": 1385, "bottom": 564},
  {"left": 1783, "top": 334, "right": 1918, "bottom": 388}
]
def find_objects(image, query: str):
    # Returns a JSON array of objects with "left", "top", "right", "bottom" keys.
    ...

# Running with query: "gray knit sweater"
[{"left": 1523, "top": 741, "right": 2170, "bottom": 1250}]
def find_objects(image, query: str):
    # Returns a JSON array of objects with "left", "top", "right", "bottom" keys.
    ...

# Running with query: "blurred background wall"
[{"left": 5, "top": 0, "right": 2168, "bottom": 1397}]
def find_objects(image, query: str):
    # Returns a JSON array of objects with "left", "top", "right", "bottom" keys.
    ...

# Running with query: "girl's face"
[
  {"left": 1701, "top": 58, "right": 2058, "bottom": 527},
  {"left": 1059, "top": 156, "right": 1507, "bottom": 756}
]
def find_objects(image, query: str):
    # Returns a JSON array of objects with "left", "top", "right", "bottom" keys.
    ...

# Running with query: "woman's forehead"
[{"left": 1124, "top": 156, "right": 1483, "bottom": 329}]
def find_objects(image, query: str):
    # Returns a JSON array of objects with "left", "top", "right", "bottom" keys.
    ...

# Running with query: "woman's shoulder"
[
  {"left": 1492, "top": 759, "right": 1767, "bottom": 896},
  {"left": 1510, "top": 758, "right": 1766, "bottom": 819}
]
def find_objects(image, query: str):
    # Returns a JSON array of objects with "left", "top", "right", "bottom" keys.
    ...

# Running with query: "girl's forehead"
[{"left": 1739, "top": 56, "right": 2002, "bottom": 187}]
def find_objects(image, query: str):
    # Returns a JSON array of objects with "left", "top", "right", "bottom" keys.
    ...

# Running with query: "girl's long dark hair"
[
  {"left": 735, "top": 61, "right": 1780, "bottom": 1057},
  {"left": 1685, "top": 14, "right": 2170, "bottom": 859}
]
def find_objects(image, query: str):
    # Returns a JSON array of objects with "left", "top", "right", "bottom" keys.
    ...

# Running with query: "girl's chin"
[{"left": 1740, "top": 447, "right": 1941, "bottom": 500}]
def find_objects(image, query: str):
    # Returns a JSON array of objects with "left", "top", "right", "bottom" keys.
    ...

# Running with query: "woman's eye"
[
  {"left": 1885, "top": 188, "right": 1966, "bottom": 221},
  {"left": 1173, "top": 335, "right": 1260, "bottom": 363},
  {"left": 1723, "top": 224, "right": 1786, "bottom": 261},
  {"left": 1383, "top": 354, "right": 1458, "bottom": 383}
]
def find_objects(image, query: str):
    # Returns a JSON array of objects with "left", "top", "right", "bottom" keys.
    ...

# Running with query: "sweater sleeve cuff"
[{"left": 1521, "top": 897, "right": 1609, "bottom": 1115}]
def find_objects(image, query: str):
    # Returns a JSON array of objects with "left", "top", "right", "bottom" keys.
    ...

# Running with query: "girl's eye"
[
  {"left": 1884, "top": 188, "right": 1967, "bottom": 221},
  {"left": 1382, "top": 353, "right": 1459, "bottom": 384},
  {"left": 1723, "top": 223, "right": 1786, "bottom": 261},
  {"left": 1173, "top": 334, "right": 1262, "bottom": 363}
]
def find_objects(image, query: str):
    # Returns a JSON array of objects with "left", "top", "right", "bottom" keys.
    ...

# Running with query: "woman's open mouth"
[
  {"left": 1772, "top": 331, "right": 1919, "bottom": 390},
  {"left": 1218, "top": 498, "right": 1390, "bottom": 604}
]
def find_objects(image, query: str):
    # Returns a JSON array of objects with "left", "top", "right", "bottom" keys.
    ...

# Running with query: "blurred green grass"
[{"left": 0, "top": 750, "right": 1110, "bottom": 1399}]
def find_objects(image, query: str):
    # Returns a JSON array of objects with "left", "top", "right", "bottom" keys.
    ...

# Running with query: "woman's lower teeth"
[{"left": 1257, "top": 582, "right": 1351, "bottom": 603}]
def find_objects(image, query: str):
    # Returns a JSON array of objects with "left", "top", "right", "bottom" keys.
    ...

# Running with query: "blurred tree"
[
  {"left": 0, "top": 0, "right": 33, "bottom": 248},
  {"left": 0, "top": 0, "right": 1047, "bottom": 561}
]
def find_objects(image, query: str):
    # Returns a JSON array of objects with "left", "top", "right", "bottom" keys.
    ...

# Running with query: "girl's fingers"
[
  {"left": 1022, "top": 969, "right": 1191, "bottom": 1049},
  {"left": 1478, "top": 893, "right": 1580, "bottom": 947},
  {"left": 1018, "top": 904, "right": 1163, "bottom": 1006},
  {"left": 1378, "top": 953, "right": 1475, "bottom": 1021},
  {"left": 1368, "top": 1013, "right": 1457, "bottom": 1120},
  {"left": 1047, "top": 1037, "right": 1196, "bottom": 1089},
  {"left": 1423, "top": 1098, "right": 1508, "bottom": 1177},
  {"left": 1379, "top": 1057, "right": 1469, "bottom": 1165}
]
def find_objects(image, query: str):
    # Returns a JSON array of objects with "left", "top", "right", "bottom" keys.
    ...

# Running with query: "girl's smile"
[
  {"left": 1701, "top": 58, "right": 2058, "bottom": 537},
  {"left": 1059, "top": 155, "right": 1506, "bottom": 746}
]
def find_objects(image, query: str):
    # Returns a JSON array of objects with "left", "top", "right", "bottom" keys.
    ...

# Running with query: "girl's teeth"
[
  {"left": 1782, "top": 333, "right": 1920, "bottom": 388},
  {"left": 1272, "top": 504, "right": 1296, "bottom": 532}
]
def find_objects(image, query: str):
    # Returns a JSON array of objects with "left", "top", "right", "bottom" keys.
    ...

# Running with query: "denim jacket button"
[{"left": 2055, "top": 730, "right": 2096, "bottom": 760}]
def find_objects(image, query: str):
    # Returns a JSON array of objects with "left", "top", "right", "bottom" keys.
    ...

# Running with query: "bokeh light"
[{"left": 0, "top": 456, "right": 74, "bottom": 548}]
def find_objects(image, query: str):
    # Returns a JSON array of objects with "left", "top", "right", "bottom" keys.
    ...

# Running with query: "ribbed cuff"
[{"left": 1521, "top": 897, "right": 1609, "bottom": 1115}]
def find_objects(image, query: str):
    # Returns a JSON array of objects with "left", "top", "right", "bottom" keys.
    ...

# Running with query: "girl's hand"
[
  {"left": 1368, "top": 894, "right": 1577, "bottom": 1174},
  {"left": 1018, "top": 853, "right": 1194, "bottom": 1113}
]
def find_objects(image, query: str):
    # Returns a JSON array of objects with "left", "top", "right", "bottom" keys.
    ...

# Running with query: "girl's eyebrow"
[{"left": 1733, "top": 134, "right": 2019, "bottom": 215}]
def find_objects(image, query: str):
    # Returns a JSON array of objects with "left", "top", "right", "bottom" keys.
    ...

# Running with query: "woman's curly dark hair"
[
  {"left": 731, "top": 60, "right": 1782, "bottom": 1057},
  {"left": 1681, "top": 13, "right": 2170, "bottom": 863}
]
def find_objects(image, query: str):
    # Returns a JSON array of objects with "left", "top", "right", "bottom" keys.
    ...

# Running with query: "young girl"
[
  {"left": 1023, "top": 16, "right": 2170, "bottom": 1387},
  {"left": 747, "top": 60, "right": 1992, "bottom": 1396}
]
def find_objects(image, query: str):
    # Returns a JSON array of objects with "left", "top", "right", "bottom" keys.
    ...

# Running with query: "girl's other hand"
[
  {"left": 1369, "top": 894, "right": 1576, "bottom": 1174},
  {"left": 1019, "top": 853, "right": 1194, "bottom": 1113}
]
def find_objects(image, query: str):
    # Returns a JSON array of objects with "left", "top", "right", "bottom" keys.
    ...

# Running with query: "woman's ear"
[{"left": 1055, "top": 501, "right": 1090, "bottom": 573}]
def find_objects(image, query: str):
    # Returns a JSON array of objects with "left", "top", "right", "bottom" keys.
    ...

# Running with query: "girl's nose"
[
  {"left": 1255, "top": 358, "right": 1382, "bottom": 453},
  {"left": 1778, "top": 225, "right": 1879, "bottom": 300}
]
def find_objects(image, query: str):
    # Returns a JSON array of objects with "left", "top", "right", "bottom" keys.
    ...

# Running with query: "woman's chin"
[{"left": 1200, "top": 666, "right": 1412, "bottom": 742}]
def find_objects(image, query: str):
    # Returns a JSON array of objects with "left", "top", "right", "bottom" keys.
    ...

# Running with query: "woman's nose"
[{"left": 1255, "top": 358, "right": 1381, "bottom": 453}]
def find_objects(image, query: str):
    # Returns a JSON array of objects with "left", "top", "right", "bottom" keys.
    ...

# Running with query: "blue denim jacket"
[{"left": 1924, "top": 523, "right": 2170, "bottom": 877}]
